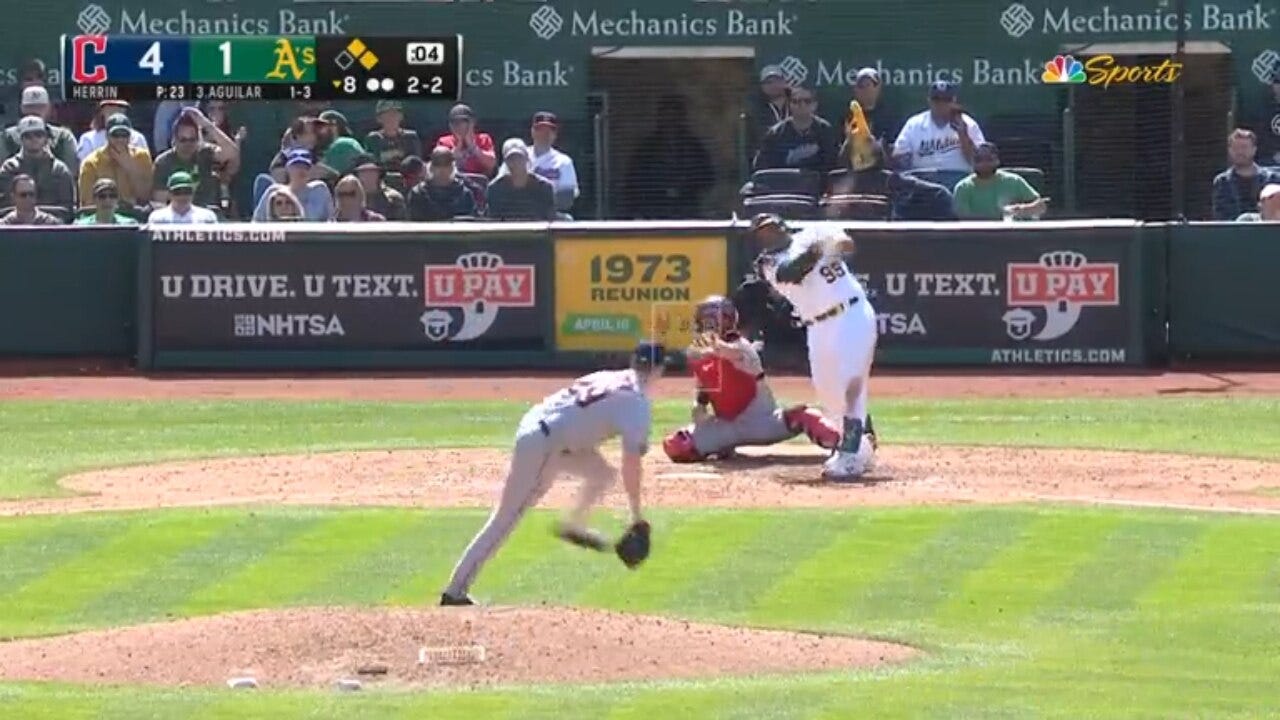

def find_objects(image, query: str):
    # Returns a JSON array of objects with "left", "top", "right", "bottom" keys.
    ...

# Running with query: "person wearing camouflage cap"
[{"left": 364, "top": 99, "right": 422, "bottom": 171}]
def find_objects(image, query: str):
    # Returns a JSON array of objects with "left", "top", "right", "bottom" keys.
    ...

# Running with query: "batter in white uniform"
[
  {"left": 440, "top": 342, "right": 665, "bottom": 606},
  {"left": 749, "top": 213, "right": 878, "bottom": 481}
]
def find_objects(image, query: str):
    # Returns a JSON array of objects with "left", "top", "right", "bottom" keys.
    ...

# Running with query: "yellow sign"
[{"left": 554, "top": 237, "right": 727, "bottom": 351}]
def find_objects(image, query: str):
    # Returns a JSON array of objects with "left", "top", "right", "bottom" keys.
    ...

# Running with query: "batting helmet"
[{"left": 631, "top": 340, "right": 670, "bottom": 371}]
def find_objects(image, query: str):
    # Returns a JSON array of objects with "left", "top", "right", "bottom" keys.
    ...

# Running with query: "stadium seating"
[
  {"left": 740, "top": 193, "right": 818, "bottom": 220},
  {"left": 742, "top": 169, "right": 823, "bottom": 199},
  {"left": 819, "top": 194, "right": 890, "bottom": 221}
]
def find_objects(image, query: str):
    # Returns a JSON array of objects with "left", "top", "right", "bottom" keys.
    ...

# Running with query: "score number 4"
[{"left": 589, "top": 254, "right": 691, "bottom": 284}]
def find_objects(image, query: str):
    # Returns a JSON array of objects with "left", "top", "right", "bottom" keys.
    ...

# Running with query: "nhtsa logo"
[{"left": 1001, "top": 3, "right": 1036, "bottom": 37}]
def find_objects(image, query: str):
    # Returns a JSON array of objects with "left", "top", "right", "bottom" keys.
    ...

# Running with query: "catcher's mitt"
[{"left": 615, "top": 520, "right": 651, "bottom": 569}]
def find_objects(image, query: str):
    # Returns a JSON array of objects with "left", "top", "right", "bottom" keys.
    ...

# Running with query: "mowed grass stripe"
[
  {"left": 658, "top": 512, "right": 856, "bottom": 624},
  {"left": 0, "top": 513, "right": 236, "bottom": 635},
  {"left": 931, "top": 510, "right": 1120, "bottom": 631},
  {"left": 604, "top": 686, "right": 730, "bottom": 720},
  {"left": 1033, "top": 515, "right": 1205, "bottom": 630},
  {"left": 575, "top": 511, "right": 778, "bottom": 613},
  {"left": 282, "top": 512, "right": 440, "bottom": 607},
  {"left": 747, "top": 508, "right": 953, "bottom": 630},
  {"left": 178, "top": 511, "right": 413, "bottom": 614},
  {"left": 846, "top": 509, "right": 1034, "bottom": 635},
  {"left": 383, "top": 512, "right": 491, "bottom": 605}
]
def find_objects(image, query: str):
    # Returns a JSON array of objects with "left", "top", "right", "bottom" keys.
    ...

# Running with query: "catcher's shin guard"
[
  {"left": 782, "top": 405, "right": 841, "bottom": 450},
  {"left": 662, "top": 428, "right": 704, "bottom": 463}
]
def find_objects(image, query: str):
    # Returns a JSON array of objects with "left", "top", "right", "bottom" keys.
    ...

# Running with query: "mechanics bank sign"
[
  {"left": 76, "top": 3, "right": 349, "bottom": 35},
  {"left": 528, "top": 4, "right": 796, "bottom": 40},
  {"left": 998, "top": 2, "right": 1275, "bottom": 37}
]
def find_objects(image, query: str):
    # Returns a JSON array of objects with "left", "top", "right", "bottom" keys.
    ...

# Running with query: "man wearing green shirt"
[
  {"left": 953, "top": 142, "right": 1047, "bottom": 220},
  {"left": 74, "top": 178, "right": 138, "bottom": 225}
]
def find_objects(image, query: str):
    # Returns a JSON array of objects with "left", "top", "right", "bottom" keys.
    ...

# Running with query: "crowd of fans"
[
  {"left": 0, "top": 76, "right": 581, "bottom": 226},
  {"left": 0, "top": 56, "right": 1276, "bottom": 225}
]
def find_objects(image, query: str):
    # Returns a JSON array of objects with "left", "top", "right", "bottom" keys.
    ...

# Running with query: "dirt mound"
[
  {"left": 5, "top": 445, "right": 1280, "bottom": 517},
  {"left": 0, "top": 606, "right": 915, "bottom": 689}
]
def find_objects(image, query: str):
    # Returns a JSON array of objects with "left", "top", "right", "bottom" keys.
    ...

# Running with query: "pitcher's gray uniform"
[{"left": 443, "top": 369, "right": 652, "bottom": 600}]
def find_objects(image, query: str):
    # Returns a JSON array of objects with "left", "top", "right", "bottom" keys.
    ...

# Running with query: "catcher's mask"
[{"left": 694, "top": 295, "right": 739, "bottom": 336}]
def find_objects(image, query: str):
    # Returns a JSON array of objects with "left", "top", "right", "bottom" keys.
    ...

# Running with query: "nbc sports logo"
[
  {"left": 777, "top": 56, "right": 808, "bottom": 86},
  {"left": 1042, "top": 54, "right": 1085, "bottom": 84},
  {"left": 78, "top": 3, "right": 112, "bottom": 34},
  {"left": 529, "top": 5, "right": 564, "bottom": 40},
  {"left": 1000, "top": 3, "right": 1035, "bottom": 38}
]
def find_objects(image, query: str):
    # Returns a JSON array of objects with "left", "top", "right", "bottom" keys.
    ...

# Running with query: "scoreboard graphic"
[{"left": 61, "top": 35, "right": 462, "bottom": 102}]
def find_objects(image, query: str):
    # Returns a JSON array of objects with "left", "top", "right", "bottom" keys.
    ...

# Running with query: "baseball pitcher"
[
  {"left": 440, "top": 342, "right": 666, "bottom": 606},
  {"left": 748, "top": 213, "right": 879, "bottom": 481},
  {"left": 661, "top": 294, "right": 841, "bottom": 462}
]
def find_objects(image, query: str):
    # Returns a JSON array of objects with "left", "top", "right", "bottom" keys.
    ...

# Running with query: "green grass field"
[{"left": 1, "top": 396, "right": 1278, "bottom": 719}]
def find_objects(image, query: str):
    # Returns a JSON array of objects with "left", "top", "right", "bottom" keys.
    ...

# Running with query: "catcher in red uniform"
[{"left": 662, "top": 295, "right": 842, "bottom": 463}]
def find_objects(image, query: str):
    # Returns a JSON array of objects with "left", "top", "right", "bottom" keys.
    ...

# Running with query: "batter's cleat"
[
  {"left": 556, "top": 524, "right": 609, "bottom": 552},
  {"left": 440, "top": 592, "right": 475, "bottom": 607},
  {"left": 821, "top": 437, "right": 876, "bottom": 482}
]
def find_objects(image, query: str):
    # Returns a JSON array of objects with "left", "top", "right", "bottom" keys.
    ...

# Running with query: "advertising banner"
[
  {"left": 150, "top": 230, "right": 550, "bottom": 353},
  {"left": 554, "top": 236, "right": 727, "bottom": 351},
  {"left": 734, "top": 223, "right": 1142, "bottom": 366}
]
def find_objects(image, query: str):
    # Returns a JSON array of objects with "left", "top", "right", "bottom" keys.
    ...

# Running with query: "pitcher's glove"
[{"left": 615, "top": 520, "right": 651, "bottom": 569}]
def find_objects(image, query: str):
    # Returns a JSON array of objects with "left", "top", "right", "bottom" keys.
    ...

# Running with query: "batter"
[
  {"left": 662, "top": 295, "right": 841, "bottom": 461},
  {"left": 748, "top": 213, "right": 879, "bottom": 481},
  {"left": 440, "top": 342, "right": 666, "bottom": 606}
]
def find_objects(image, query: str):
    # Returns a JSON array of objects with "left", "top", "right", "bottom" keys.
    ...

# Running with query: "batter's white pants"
[{"left": 806, "top": 297, "right": 878, "bottom": 424}]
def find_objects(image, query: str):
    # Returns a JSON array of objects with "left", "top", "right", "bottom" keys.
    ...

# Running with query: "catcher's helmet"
[{"left": 694, "top": 295, "right": 739, "bottom": 335}]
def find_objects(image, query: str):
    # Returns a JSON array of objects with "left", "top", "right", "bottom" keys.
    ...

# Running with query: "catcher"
[{"left": 661, "top": 295, "right": 842, "bottom": 463}]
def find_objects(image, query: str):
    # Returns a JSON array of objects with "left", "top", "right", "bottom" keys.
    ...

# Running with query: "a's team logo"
[
  {"left": 777, "top": 56, "right": 808, "bottom": 86},
  {"left": 1042, "top": 54, "right": 1085, "bottom": 84},
  {"left": 1000, "top": 2, "right": 1036, "bottom": 38},
  {"left": 529, "top": 5, "right": 565, "bottom": 40},
  {"left": 77, "top": 3, "right": 111, "bottom": 34},
  {"left": 419, "top": 252, "right": 535, "bottom": 342},
  {"left": 1251, "top": 50, "right": 1279, "bottom": 84},
  {"left": 1002, "top": 251, "right": 1118, "bottom": 341}
]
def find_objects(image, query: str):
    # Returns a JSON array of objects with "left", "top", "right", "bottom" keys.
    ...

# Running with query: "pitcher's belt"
[{"left": 803, "top": 297, "right": 859, "bottom": 327}]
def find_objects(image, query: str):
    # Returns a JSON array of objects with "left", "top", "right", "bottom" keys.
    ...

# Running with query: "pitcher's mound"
[{"left": 0, "top": 606, "right": 916, "bottom": 689}]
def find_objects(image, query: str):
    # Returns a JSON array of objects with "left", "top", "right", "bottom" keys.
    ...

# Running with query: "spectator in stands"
[
  {"left": 624, "top": 94, "right": 714, "bottom": 219},
  {"left": 1212, "top": 129, "right": 1280, "bottom": 221},
  {"left": 254, "top": 149, "right": 332, "bottom": 222},
  {"left": 268, "top": 117, "right": 337, "bottom": 185},
  {"left": 75, "top": 178, "right": 136, "bottom": 225},
  {"left": 148, "top": 172, "right": 218, "bottom": 224},
  {"left": 436, "top": 104, "right": 497, "bottom": 177},
  {"left": 1236, "top": 184, "right": 1280, "bottom": 221},
  {"left": 952, "top": 142, "right": 1046, "bottom": 220},
  {"left": 527, "top": 111, "right": 579, "bottom": 215},
  {"left": 831, "top": 142, "right": 955, "bottom": 221},
  {"left": 0, "top": 174, "right": 61, "bottom": 225},
  {"left": 0, "top": 116, "right": 75, "bottom": 211},
  {"left": 151, "top": 107, "right": 240, "bottom": 210},
  {"left": 748, "top": 65, "right": 790, "bottom": 158},
  {"left": 152, "top": 100, "right": 197, "bottom": 153},
  {"left": 400, "top": 154, "right": 426, "bottom": 191},
  {"left": 2, "top": 87, "right": 78, "bottom": 171},
  {"left": 753, "top": 83, "right": 839, "bottom": 174},
  {"left": 318, "top": 110, "right": 365, "bottom": 176},
  {"left": 332, "top": 174, "right": 385, "bottom": 222},
  {"left": 407, "top": 146, "right": 476, "bottom": 221},
  {"left": 79, "top": 114, "right": 153, "bottom": 210},
  {"left": 353, "top": 155, "right": 406, "bottom": 220},
  {"left": 258, "top": 185, "right": 305, "bottom": 222},
  {"left": 892, "top": 81, "right": 985, "bottom": 173},
  {"left": 77, "top": 100, "right": 149, "bottom": 162},
  {"left": 848, "top": 68, "right": 897, "bottom": 148},
  {"left": 487, "top": 139, "right": 555, "bottom": 221},
  {"left": 365, "top": 100, "right": 422, "bottom": 172}
]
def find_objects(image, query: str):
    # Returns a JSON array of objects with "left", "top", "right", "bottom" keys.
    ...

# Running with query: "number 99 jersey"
[{"left": 756, "top": 225, "right": 867, "bottom": 322}]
